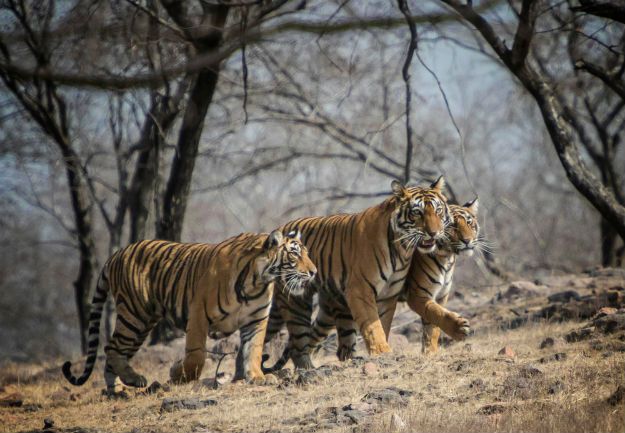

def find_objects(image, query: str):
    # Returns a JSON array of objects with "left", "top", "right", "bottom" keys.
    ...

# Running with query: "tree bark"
[{"left": 156, "top": 5, "right": 229, "bottom": 242}]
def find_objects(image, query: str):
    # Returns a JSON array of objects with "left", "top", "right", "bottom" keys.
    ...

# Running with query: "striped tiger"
[
  {"left": 407, "top": 198, "right": 479, "bottom": 355},
  {"left": 62, "top": 230, "right": 316, "bottom": 390},
  {"left": 262, "top": 177, "right": 452, "bottom": 371},
  {"left": 263, "top": 198, "right": 479, "bottom": 370}
]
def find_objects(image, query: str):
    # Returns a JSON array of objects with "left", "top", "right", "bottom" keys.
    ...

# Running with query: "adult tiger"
[
  {"left": 299, "top": 199, "right": 480, "bottom": 363},
  {"left": 62, "top": 230, "right": 316, "bottom": 391},
  {"left": 262, "top": 177, "right": 456, "bottom": 371},
  {"left": 407, "top": 198, "right": 479, "bottom": 355}
]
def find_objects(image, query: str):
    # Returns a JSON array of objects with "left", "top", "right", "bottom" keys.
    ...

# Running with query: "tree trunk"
[{"left": 151, "top": 6, "right": 229, "bottom": 344}]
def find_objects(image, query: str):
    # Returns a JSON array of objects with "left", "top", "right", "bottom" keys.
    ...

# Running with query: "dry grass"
[
  {"left": 1, "top": 320, "right": 624, "bottom": 433},
  {"left": 2, "top": 270, "right": 625, "bottom": 433}
]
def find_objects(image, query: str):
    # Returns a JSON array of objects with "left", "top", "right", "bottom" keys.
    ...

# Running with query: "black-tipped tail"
[
  {"left": 261, "top": 346, "right": 290, "bottom": 374},
  {"left": 62, "top": 274, "right": 108, "bottom": 386}
]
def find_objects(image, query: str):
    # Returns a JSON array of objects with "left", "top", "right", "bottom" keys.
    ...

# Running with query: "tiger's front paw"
[
  {"left": 368, "top": 340, "right": 392, "bottom": 356},
  {"left": 444, "top": 312, "right": 471, "bottom": 341}
]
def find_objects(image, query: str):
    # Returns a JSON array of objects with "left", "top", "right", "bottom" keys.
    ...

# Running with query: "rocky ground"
[{"left": 1, "top": 267, "right": 624, "bottom": 433}]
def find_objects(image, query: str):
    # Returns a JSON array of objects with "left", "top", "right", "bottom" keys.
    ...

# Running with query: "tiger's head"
[
  {"left": 446, "top": 198, "right": 480, "bottom": 257},
  {"left": 261, "top": 229, "right": 316, "bottom": 296},
  {"left": 390, "top": 176, "right": 453, "bottom": 254}
]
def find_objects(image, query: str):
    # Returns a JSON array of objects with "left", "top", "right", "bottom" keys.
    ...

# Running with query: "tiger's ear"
[
  {"left": 391, "top": 180, "right": 407, "bottom": 198},
  {"left": 263, "top": 230, "right": 284, "bottom": 250},
  {"left": 463, "top": 197, "right": 479, "bottom": 216},
  {"left": 286, "top": 230, "right": 301, "bottom": 241},
  {"left": 430, "top": 175, "right": 445, "bottom": 192}
]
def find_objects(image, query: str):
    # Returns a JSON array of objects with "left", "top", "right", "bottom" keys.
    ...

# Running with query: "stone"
[
  {"left": 160, "top": 397, "right": 217, "bottom": 412},
  {"left": 295, "top": 367, "right": 332, "bottom": 386},
  {"left": 565, "top": 327, "right": 595, "bottom": 342},
  {"left": 593, "top": 312, "right": 625, "bottom": 334},
  {"left": 477, "top": 404, "right": 506, "bottom": 415},
  {"left": 539, "top": 337, "right": 555, "bottom": 349},
  {"left": 548, "top": 290, "right": 580, "bottom": 303},
  {"left": 469, "top": 378, "right": 485, "bottom": 391},
  {"left": 22, "top": 403, "right": 42, "bottom": 412},
  {"left": 548, "top": 380, "right": 566, "bottom": 394},
  {"left": 596, "top": 307, "right": 618, "bottom": 317},
  {"left": 0, "top": 392, "right": 23, "bottom": 407},
  {"left": 363, "top": 387, "right": 413, "bottom": 407},
  {"left": 607, "top": 385, "right": 625, "bottom": 406},
  {"left": 539, "top": 353, "right": 567, "bottom": 363},
  {"left": 390, "top": 413, "right": 406, "bottom": 431},
  {"left": 497, "top": 281, "right": 540, "bottom": 302},
  {"left": 518, "top": 364, "right": 543, "bottom": 378},
  {"left": 362, "top": 362, "right": 378, "bottom": 376},
  {"left": 388, "top": 333, "right": 409, "bottom": 351},
  {"left": 145, "top": 381, "right": 170, "bottom": 394},
  {"left": 399, "top": 322, "right": 421, "bottom": 343},
  {"left": 498, "top": 346, "right": 515, "bottom": 358},
  {"left": 44, "top": 418, "right": 54, "bottom": 429}
]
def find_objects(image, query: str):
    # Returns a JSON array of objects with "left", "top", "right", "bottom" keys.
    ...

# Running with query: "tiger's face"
[
  {"left": 262, "top": 230, "right": 317, "bottom": 296},
  {"left": 447, "top": 199, "right": 480, "bottom": 257},
  {"left": 391, "top": 176, "right": 453, "bottom": 254}
]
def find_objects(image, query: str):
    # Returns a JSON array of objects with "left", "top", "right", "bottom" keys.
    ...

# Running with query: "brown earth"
[{"left": 1, "top": 267, "right": 624, "bottom": 433}]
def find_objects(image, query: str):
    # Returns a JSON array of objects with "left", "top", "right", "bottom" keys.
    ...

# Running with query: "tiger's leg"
[
  {"left": 104, "top": 304, "right": 155, "bottom": 389},
  {"left": 406, "top": 290, "right": 469, "bottom": 341},
  {"left": 379, "top": 296, "right": 399, "bottom": 339},
  {"left": 335, "top": 313, "right": 358, "bottom": 361},
  {"left": 235, "top": 317, "right": 269, "bottom": 382},
  {"left": 264, "top": 295, "right": 285, "bottom": 345},
  {"left": 284, "top": 291, "right": 315, "bottom": 369},
  {"left": 422, "top": 293, "right": 449, "bottom": 355},
  {"left": 344, "top": 279, "right": 391, "bottom": 356},
  {"left": 309, "top": 301, "right": 336, "bottom": 350},
  {"left": 170, "top": 307, "right": 209, "bottom": 384}
]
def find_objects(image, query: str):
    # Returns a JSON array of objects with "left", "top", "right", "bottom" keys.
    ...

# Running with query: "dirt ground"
[{"left": 1, "top": 268, "right": 624, "bottom": 433}]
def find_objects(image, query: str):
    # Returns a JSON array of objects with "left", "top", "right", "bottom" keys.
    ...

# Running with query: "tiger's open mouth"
[{"left": 417, "top": 238, "right": 436, "bottom": 252}]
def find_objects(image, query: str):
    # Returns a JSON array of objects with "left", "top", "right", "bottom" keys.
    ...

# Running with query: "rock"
[
  {"left": 593, "top": 312, "right": 625, "bottom": 334},
  {"left": 498, "top": 346, "right": 515, "bottom": 358},
  {"left": 565, "top": 327, "right": 595, "bottom": 342},
  {"left": 388, "top": 333, "right": 410, "bottom": 351},
  {"left": 518, "top": 365, "right": 543, "bottom": 377},
  {"left": 273, "top": 368, "right": 293, "bottom": 380},
  {"left": 548, "top": 380, "right": 566, "bottom": 395},
  {"left": 363, "top": 387, "right": 413, "bottom": 407},
  {"left": 539, "top": 353, "right": 567, "bottom": 363},
  {"left": 607, "top": 385, "right": 625, "bottom": 406},
  {"left": 0, "top": 392, "right": 23, "bottom": 407},
  {"left": 398, "top": 322, "right": 421, "bottom": 343},
  {"left": 540, "top": 337, "right": 555, "bottom": 349},
  {"left": 160, "top": 397, "right": 217, "bottom": 412},
  {"left": 548, "top": 290, "right": 581, "bottom": 303},
  {"left": 295, "top": 367, "right": 332, "bottom": 386},
  {"left": 477, "top": 404, "right": 506, "bottom": 415},
  {"left": 502, "top": 376, "right": 535, "bottom": 400},
  {"left": 390, "top": 413, "right": 406, "bottom": 431},
  {"left": 497, "top": 281, "right": 541, "bottom": 302},
  {"left": 145, "top": 381, "right": 170, "bottom": 394},
  {"left": 44, "top": 418, "right": 54, "bottom": 429},
  {"left": 469, "top": 378, "right": 486, "bottom": 391},
  {"left": 362, "top": 362, "right": 378, "bottom": 376},
  {"left": 469, "top": 378, "right": 485, "bottom": 391},
  {"left": 596, "top": 307, "right": 618, "bottom": 318},
  {"left": 22, "top": 403, "right": 42, "bottom": 412}
]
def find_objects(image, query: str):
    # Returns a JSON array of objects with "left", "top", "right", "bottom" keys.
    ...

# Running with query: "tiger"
[
  {"left": 261, "top": 177, "right": 459, "bottom": 371},
  {"left": 406, "top": 198, "right": 480, "bottom": 355},
  {"left": 62, "top": 230, "right": 316, "bottom": 391},
  {"left": 262, "top": 198, "right": 478, "bottom": 371}
]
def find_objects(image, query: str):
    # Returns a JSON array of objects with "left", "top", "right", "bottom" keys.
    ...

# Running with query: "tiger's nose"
[
  {"left": 308, "top": 269, "right": 317, "bottom": 279},
  {"left": 462, "top": 239, "right": 471, "bottom": 245}
]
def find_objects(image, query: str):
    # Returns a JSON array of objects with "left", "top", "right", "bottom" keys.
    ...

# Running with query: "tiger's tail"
[
  {"left": 261, "top": 346, "right": 290, "bottom": 374},
  {"left": 62, "top": 272, "right": 109, "bottom": 386}
]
